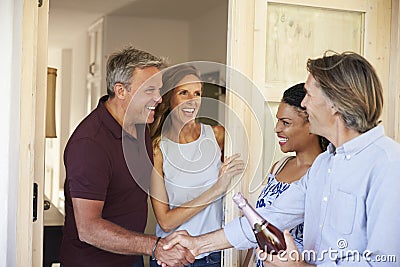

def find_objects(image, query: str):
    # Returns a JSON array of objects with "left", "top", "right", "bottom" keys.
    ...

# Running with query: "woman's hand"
[{"left": 215, "top": 153, "right": 245, "bottom": 194}]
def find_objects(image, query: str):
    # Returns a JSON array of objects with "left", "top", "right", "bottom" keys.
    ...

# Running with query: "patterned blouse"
[{"left": 254, "top": 159, "right": 304, "bottom": 267}]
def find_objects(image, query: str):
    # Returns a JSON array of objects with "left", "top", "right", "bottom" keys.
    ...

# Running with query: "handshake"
[{"left": 152, "top": 230, "right": 201, "bottom": 267}]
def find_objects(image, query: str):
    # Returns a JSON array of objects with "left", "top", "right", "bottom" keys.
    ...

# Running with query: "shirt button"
[
  {"left": 328, "top": 168, "right": 332, "bottom": 173},
  {"left": 319, "top": 224, "right": 322, "bottom": 228},
  {"left": 346, "top": 154, "right": 351, "bottom": 159},
  {"left": 323, "top": 196, "right": 328, "bottom": 202}
]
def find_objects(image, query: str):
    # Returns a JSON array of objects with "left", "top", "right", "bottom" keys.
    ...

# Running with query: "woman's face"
[
  {"left": 274, "top": 102, "right": 314, "bottom": 153},
  {"left": 169, "top": 74, "right": 202, "bottom": 125}
]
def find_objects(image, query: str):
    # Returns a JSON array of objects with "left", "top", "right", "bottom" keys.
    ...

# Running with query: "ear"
[
  {"left": 330, "top": 104, "right": 339, "bottom": 116},
  {"left": 114, "top": 83, "right": 127, "bottom": 100}
]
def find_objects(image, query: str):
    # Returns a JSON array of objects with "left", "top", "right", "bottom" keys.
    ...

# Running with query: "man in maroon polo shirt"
[{"left": 60, "top": 47, "right": 194, "bottom": 267}]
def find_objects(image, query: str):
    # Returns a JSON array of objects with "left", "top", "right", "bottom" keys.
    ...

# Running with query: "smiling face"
[
  {"left": 275, "top": 102, "right": 315, "bottom": 153},
  {"left": 301, "top": 74, "right": 336, "bottom": 137},
  {"left": 125, "top": 66, "right": 163, "bottom": 124},
  {"left": 169, "top": 74, "right": 202, "bottom": 126}
]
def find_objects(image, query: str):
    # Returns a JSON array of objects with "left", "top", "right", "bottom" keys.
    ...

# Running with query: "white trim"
[
  {"left": 389, "top": 0, "right": 400, "bottom": 141},
  {"left": 0, "top": 0, "right": 22, "bottom": 265}
]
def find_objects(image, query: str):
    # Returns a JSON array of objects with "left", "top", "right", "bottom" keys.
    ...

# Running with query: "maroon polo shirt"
[{"left": 60, "top": 95, "right": 153, "bottom": 267}]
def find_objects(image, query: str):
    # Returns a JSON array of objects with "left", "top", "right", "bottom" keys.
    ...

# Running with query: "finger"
[
  {"left": 222, "top": 159, "right": 243, "bottom": 172},
  {"left": 163, "top": 235, "right": 183, "bottom": 250},
  {"left": 225, "top": 162, "right": 245, "bottom": 174},
  {"left": 165, "top": 230, "right": 190, "bottom": 241},
  {"left": 184, "top": 247, "right": 195, "bottom": 263},
  {"left": 283, "top": 229, "right": 298, "bottom": 251},
  {"left": 177, "top": 230, "right": 190, "bottom": 236},
  {"left": 228, "top": 160, "right": 245, "bottom": 170},
  {"left": 223, "top": 153, "right": 241, "bottom": 164},
  {"left": 175, "top": 244, "right": 191, "bottom": 265}
]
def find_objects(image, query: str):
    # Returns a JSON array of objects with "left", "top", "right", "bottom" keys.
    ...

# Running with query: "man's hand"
[
  {"left": 261, "top": 230, "right": 314, "bottom": 267},
  {"left": 154, "top": 231, "right": 195, "bottom": 267},
  {"left": 162, "top": 230, "right": 199, "bottom": 257}
]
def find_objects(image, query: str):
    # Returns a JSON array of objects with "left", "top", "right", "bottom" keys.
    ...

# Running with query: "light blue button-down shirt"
[{"left": 224, "top": 126, "right": 400, "bottom": 266}]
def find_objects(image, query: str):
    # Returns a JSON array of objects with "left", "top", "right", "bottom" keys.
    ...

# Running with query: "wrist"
[
  {"left": 151, "top": 236, "right": 161, "bottom": 260},
  {"left": 213, "top": 180, "right": 225, "bottom": 195}
]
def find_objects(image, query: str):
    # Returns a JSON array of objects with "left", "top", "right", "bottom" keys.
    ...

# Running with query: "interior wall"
[
  {"left": 189, "top": 2, "right": 228, "bottom": 63},
  {"left": 46, "top": 49, "right": 62, "bottom": 205},
  {"left": 47, "top": 40, "right": 86, "bottom": 207},
  {"left": 0, "top": 0, "right": 22, "bottom": 265},
  {"left": 103, "top": 15, "right": 190, "bottom": 94},
  {"left": 104, "top": 16, "right": 190, "bottom": 63},
  {"left": 69, "top": 33, "right": 89, "bottom": 132}
]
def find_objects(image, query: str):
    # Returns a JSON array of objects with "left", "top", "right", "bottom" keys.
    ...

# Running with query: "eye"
[
  {"left": 178, "top": 90, "right": 188, "bottom": 95},
  {"left": 145, "top": 87, "right": 156, "bottom": 94},
  {"left": 194, "top": 91, "right": 202, "bottom": 97},
  {"left": 282, "top": 121, "right": 289, "bottom": 126}
]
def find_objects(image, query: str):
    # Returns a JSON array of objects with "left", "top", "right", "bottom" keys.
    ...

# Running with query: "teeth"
[
  {"left": 278, "top": 137, "right": 288, "bottom": 143},
  {"left": 182, "top": 108, "right": 195, "bottom": 113},
  {"left": 147, "top": 106, "right": 156, "bottom": 110}
]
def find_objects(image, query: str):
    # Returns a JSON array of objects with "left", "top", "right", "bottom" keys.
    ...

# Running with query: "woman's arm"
[
  {"left": 212, "top": 125, "right": 225, "bottom": 152},
  {"left": 150, "top": 145, "right": 244, "bottom": 233}
]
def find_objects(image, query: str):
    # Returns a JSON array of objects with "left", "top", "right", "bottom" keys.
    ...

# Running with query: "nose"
[
  {"left": 187, "top": 94, "right": 200, "bottom": 104},
  {"left": 274, "top": 121, "right": 281, "bottom": 133},
  {"left": 301, "top": 95, "right": 307, "bottom": 109},
  {"left": 154, "top": 89, "right": 162, "bottom": 104}
]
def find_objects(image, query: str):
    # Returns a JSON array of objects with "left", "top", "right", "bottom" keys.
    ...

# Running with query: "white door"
[
  {"left": 17, "top": 0, "right": 49, "bottom": 266},
  {"left": 224, "top": 0, "right": 391, "bottom": 265}
]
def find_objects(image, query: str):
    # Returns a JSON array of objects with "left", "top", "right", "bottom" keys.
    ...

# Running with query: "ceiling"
[{"left": 48, "top": 0, "right": 225, "bottom": 48}]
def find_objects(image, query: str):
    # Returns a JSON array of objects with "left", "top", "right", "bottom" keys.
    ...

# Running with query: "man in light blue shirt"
[{"left": 162, "top": 52, "right": 400, "bottom": 266}]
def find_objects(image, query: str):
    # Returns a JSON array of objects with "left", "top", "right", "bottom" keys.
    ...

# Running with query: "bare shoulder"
[
  {"left": 269, "top": 161, "right": 278, "bottom": 174},
  {"left": 212, "top": 125, "right": 225, "bottom": 149},
  {"left": 153, "top": 144, "right": 164, "bottom": 167}
]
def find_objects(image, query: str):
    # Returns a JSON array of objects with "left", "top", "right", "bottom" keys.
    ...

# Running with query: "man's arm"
[{"left": 72, "top": 198, "right": 194, "bottom": 266}]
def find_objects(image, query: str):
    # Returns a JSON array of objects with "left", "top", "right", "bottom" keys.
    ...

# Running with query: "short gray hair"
[{"left": 106, "top": 46, "right": 166, "bottom": 97}]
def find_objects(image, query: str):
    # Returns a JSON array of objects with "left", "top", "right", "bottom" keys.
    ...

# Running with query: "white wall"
[
  {"left": 104, "top": 16, "right": 190, "bottom": 64},
  {"left": 0, "top": 0, "right": 22, "bottom": 265},
  {"left": 46, "top": 49, "right": 64, "bottom": 207},
  {"left": 189, "top": 3, "right": 228, "bottom": 63},
  {"left": 103, "top": 15, "right": 191, "bottom": 95},
  {"left": 47, "top": 33, "right": 88, "bottom": 201},
  {"left": 69, "top": 33, "right": 90, "bottom": 132}
]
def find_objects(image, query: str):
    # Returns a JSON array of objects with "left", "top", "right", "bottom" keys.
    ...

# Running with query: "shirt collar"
[
  {"left": 97, "top": 95, "right": 122, "bottom": 139},
  {"left": 330, "top": 125, "right": 385, "bottom": 159}
]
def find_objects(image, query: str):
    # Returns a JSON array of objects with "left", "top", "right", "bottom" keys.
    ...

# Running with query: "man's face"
[
  {"left": 301, "top": 74, "right": 335, "bottom": 137},
  {"left": 125, "top": 66, "right": 163, "bottom": 124}
]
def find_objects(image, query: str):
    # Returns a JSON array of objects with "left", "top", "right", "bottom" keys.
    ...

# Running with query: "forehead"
[
  {"left": 132, "top": 66, "right": 162, "bottom": 88},
  {"left": 305, "top": 74, "right": 319, "bottom": 91},
  {"left": 277, "top": 102, "right": 303, "bottom": 118},
  {"left": 175, "top": 74, "right": 202, "bottom": 91},
  {"left": 176, "top": 74, "right": 201, "bottom": 87}
]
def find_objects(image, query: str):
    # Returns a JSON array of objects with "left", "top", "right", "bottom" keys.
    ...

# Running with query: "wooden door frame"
[
  {"left": 17, "top": 0, "right": 48, "bottom": 266},
  {"left": 389, "top": 0, "right": 400, "bottom": 142}
]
